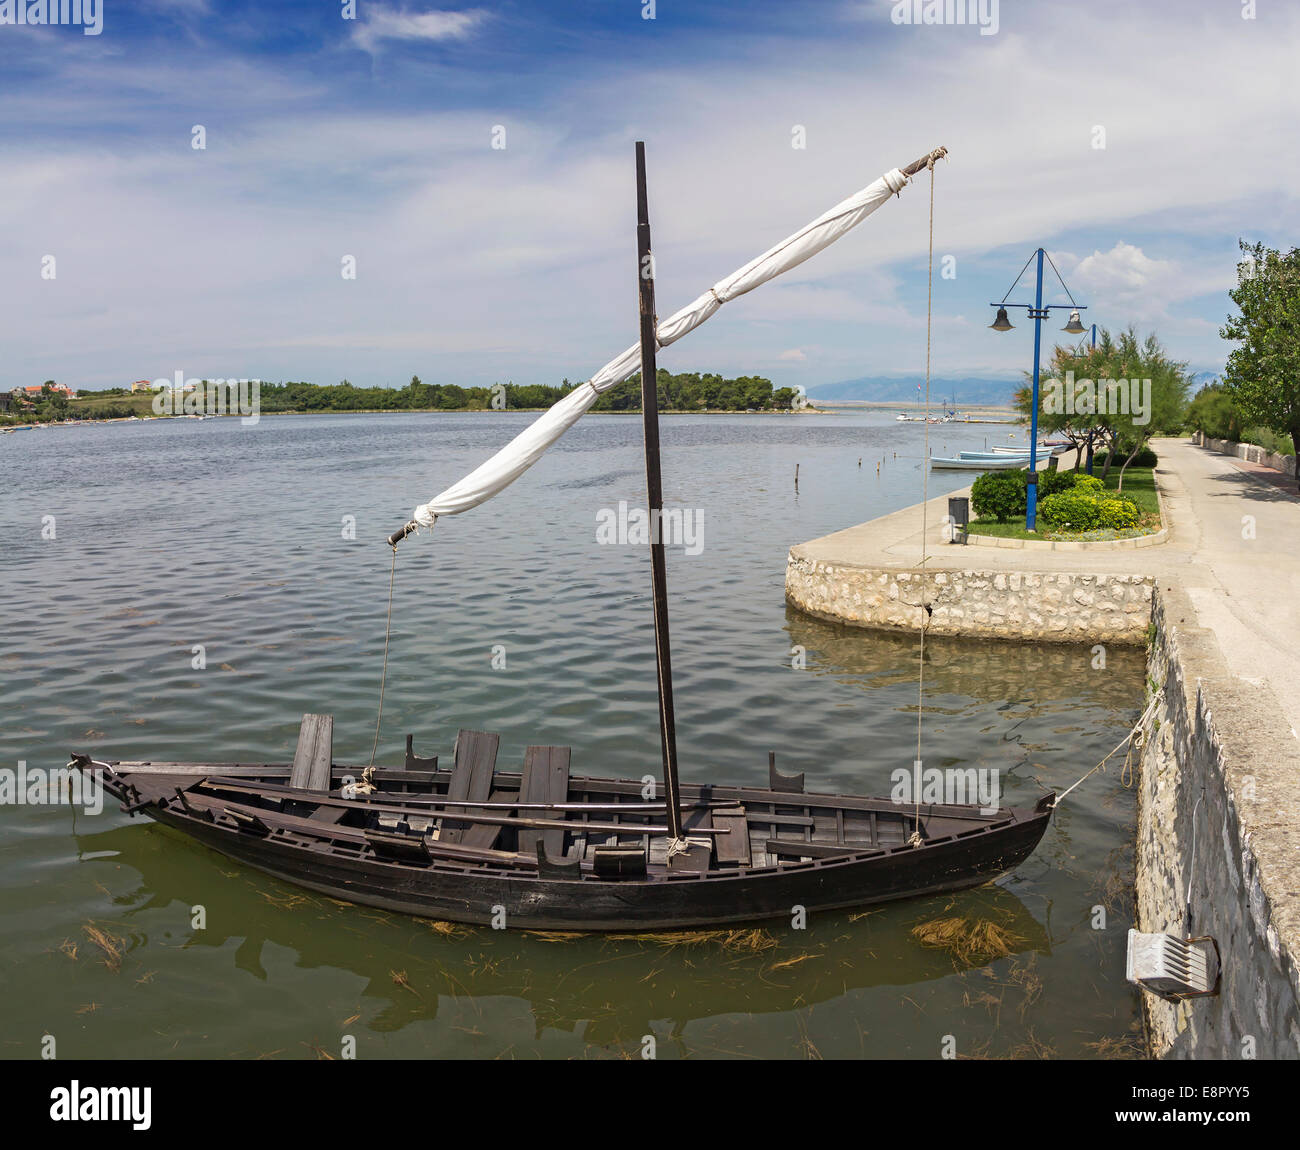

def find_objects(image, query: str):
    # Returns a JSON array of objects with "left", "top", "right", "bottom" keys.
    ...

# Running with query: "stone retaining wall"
[
  {"left": 784, "top": 555, "right": 1153, "bottom": 643},
  {"left": 1135, "top": 582, "right": 1300, "bottom": 1057},
  {"left": 1197, "top": 432, "right": 1297, "bottom": 477}
]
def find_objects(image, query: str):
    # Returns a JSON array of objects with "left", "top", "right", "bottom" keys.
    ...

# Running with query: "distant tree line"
[
  {"left": 5, "top": 370, "right": 803, "bottom": 425},
  {"left": 244, "top": 371, "right": 797, "bottom": 414}
]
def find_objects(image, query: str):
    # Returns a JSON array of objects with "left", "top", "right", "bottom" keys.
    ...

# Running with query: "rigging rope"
[
  {"left": 910, "top": 155, "right": 938, "bottom": 848},
  {"left": 369, "top": 542, "right": 399, "bottom": 769},
  {"left": 1051, "top": 689, "right": 1162, "bottom": 808}
]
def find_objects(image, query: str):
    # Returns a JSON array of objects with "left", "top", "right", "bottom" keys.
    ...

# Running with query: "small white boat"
[
  {"left": 990, "top": 443, "right": 1067, "bottom": 455},
  {"left": 931, "top": 454, "right": 1031, "bottom": 470}
]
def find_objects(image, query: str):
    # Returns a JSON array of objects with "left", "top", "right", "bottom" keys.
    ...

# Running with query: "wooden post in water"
[{"left": 634, "top": 141, "right": 684, "bottom": 847}]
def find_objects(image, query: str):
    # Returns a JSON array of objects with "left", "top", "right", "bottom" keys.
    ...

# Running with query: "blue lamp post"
[{"left": 989, "top": 248, "right": 1088, "bottom": 531}]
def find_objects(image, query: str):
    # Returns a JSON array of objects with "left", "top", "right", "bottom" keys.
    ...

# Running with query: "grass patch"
[
  {"left": 1100, "top": 466, "right": 1158, "bottom": 514},
  {"left": 966, "top": 466, "right": 1159, "bottom": 542}
]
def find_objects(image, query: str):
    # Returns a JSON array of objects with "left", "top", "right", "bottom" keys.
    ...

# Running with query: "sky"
[{"left": 0, "top": 0, "right": 1295, "bottom": 396}]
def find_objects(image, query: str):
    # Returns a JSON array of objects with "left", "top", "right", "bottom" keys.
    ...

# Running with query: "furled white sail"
[{"left": 411, "top": 163, "right": 915, "bottom": 527}]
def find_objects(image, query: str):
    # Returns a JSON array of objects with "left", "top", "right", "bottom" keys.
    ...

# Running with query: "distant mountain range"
[
  {"left": 808, "top": 370, "right": 1221, "bottom": 406},
  {"left": 807, "top": 376, "right": 1020, "bottom": 405}
]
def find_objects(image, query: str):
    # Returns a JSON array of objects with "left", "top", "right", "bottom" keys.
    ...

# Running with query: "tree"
[
  {"left": 1018, "top": 326, "right": 1188, "bottom": 491},
  {"left": 1098, "top": 328, "right": 1188, "bottom": 491},
  {"left": 1221, "top": 240, "right": 1300, "bottom": 489},
  {"left": 1185, "top": 381, "right": 1244, "bottom": 441},
  {"left": 1016, "top": 331, "right": 1120, "bottom": 471}
]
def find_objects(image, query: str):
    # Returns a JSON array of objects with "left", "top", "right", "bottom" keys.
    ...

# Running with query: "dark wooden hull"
[
  {"left": 150, "top": 802, "right": 1048, "bottom": 930},
  {"left": 75, "top": 741, "right": 1053, "bottom": 932}
]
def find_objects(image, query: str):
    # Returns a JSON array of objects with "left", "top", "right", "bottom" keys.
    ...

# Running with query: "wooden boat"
[
  {"left": 71, "top": 729, "right": 1052, "bottom": 931},
  {"left": 72, "top": 142, "right": 1053, "bottom": 931},
  {"left": 988, "top": 444, "right": 1066, "bottom": 456},
  {"left": 931, "top": 454, "right": 1032, "bottom": 470}
]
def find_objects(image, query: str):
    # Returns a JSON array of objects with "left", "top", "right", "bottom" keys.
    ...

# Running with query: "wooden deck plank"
[
  {"left": 712, "top": 807, "right": 750, "bottom": 865},
  {"left": 289, "top": 714, "right": 333, "bottom": 792},
  {"left": 517, "top": 745, "right": 571, "bottom": 858},
  {"left": 439, "top": 730, "right": 500, "bottom": 846},
  {"left": 766, "top": 838, "right": 878, "bottom": 860},
  {"left": 461, "top": 789, "right": 511, "bottom": 849}
]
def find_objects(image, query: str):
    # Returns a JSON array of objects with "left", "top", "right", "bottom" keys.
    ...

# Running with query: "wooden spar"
[
  {"left": 184, "top": 783, "right": 726, "bottom": 838},
  {"left": 200, "top": 774, "right": 728, "bottom": 814},
  {"left": 900, "top": 146, "right": 948, "bottom": 179},
  {"left": 635, "top": 141, "right": 685, "bottom": 845}
]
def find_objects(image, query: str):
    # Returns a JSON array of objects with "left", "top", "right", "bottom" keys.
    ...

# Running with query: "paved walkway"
[
  {"left": 791, "top": 436, "right": 1300, "bottom": 735},
  {"left": 792, "top": 453, "right": 1190, "bottom": 574},
  {"left": 1160, "top": 441, "right": 1300, "bottom": 739}
]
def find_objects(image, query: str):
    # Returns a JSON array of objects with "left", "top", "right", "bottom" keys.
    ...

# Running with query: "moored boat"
[
  {"left": 71, "top": 733, "right": 1052, "bottom": 931},
  {"left": 73, "top": 141, "right": 1055, "bottom": 932},
  {"left": 931, "top": 454, "right": 1033, "bottom": 470}
]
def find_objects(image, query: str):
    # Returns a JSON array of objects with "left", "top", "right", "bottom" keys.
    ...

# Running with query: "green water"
[{"left": 1, "top": 412, "right": 1145, "bottom": 1059}]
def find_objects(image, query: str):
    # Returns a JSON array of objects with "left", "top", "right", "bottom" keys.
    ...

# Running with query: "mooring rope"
[
  {"left": 369, "top": 542, "right": 399, "bottom": 769},
  {"left": 1051, "top": 689, "right": 1162, "bottom": 808},
  {"left": 910, "top": 154, "right": 938, "bottom": 848}
]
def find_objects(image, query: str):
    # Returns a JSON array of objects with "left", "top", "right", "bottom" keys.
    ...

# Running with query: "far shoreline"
[{"left": 6, "top": 400, "right": 1023, "bottom": 429}]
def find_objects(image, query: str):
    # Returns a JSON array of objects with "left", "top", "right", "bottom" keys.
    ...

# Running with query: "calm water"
[{"left": 0, "top": 411, "right": 1145, "bottom": 1059}]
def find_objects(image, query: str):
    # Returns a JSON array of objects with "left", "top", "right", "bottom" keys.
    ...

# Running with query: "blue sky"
[{"left": 1, "top": 0, "right": 1295, "bottom": 395}]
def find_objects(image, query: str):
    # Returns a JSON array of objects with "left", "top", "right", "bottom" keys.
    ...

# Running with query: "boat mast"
[{"left": 634, "top": 141, "right": 685, "bottom": 849}]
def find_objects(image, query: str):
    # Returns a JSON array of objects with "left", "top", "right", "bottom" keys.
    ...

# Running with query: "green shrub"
[
  {"left": 970, "top": 471, "right": 1027, "bottom": 522},
  {"left": 1037, "top": 469, "right": 1080, "bottom": 498},
  {"left": 1039, "top": 483, "right": 1139, "bottom": 531},
  {"left": 1096, "top": 498, "right": 1140, "bottom": 529},
  {"left": 1095, "top": 445, "right": 1158, "bottom": 468},
  {"left": 973, "top": 468, "right": 1089, "bottom": 521},
  {"left": 1240, "top": 427, "right": 1296, "bottom": 456},
  {"left": 1039, "top": 490, "right": 1103, "bottom": 530}
]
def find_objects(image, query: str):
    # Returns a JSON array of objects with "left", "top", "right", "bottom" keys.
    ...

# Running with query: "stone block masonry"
[
  {"left": 784, "top": 557, "right": 1154, "bottom": 644},
  {"left": 1136, "top": 581, "right": 1300, "bottom": 1058}
]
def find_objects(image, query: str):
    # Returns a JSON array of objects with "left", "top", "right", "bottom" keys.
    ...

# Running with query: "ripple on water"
[{"left": 0, "top": 413, "right": 1145, "bottom": 1059}]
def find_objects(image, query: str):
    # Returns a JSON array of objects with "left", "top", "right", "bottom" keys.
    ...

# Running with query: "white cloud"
[
  {"left": 2, "top": 0, "right": 1296, "bottom": 390},
  {"left": 1071, "top": 242, "right": 1171, "bottom": 299},
  {"left": 1067, "top": 242, "right": 1235, "bottom": 324},
  {"left": 352, "top": 6, "right": 487, "bottom": 54},
  {"left": 778, "top": 348, "right": 807, "bottom": 361}
]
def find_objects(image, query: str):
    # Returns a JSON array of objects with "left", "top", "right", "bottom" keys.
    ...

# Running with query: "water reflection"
[{"left": 78, "top": 821, "right": 1053, "bottom": 1052}]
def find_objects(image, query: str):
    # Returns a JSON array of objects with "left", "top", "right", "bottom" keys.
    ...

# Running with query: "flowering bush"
[{"left": 1039, "top": 479, "right": 1139, "bottom": 531}]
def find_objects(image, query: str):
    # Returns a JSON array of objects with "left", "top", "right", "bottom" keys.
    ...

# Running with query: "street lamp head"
[
  {"left": 989, "top": 306, "right": 1014, "bottom": 332},
  {"left": 1062, "top": 309, "right": 1086, "bottom": 335}
]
